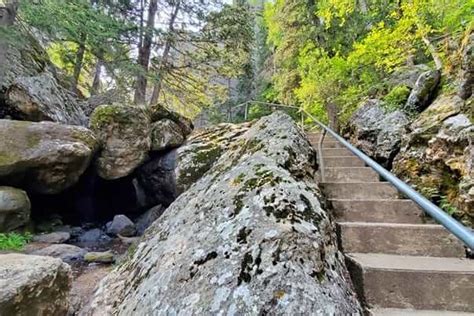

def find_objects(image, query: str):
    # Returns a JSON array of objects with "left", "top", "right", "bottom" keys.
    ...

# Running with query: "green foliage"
[
  {"left": 383, "top": 85, "right": 411, "bottom": 111},
  {"left": 0, "top": 232, "right": 32, "bottom": 251},
  {"left": 440, "top": 196, "right": 459, "bottom": 216}
]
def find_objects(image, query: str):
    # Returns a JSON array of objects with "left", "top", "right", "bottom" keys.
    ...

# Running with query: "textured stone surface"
[
  {"left": 84, "top": 251, "right": 115, "bottom": 264},
  {"left": 404, "top": 70, "right": 441, "bottom": 113},
  {"left": 459, "top": 32, "right": 473, "bottom": 100},
  {"left": 82, "top": 112, "right": 361, "bottom": 315},
  {"left": 33, "top": 231, "right": 70, "bottom": 244},
  {"left": 0, "top": 254, "right": 71, "bottom": 315},
  {"left": 0, "top": 119, "right": 97, "bottom": 194},
  {"left": 150, "top": 119, "right": 185, "bottom": 151},
  {"left": 347, "top": 100, "right": 409, "bottom": 167},
  {"left": 135, "top": 204, "right": 165, "bottom": 236},
  {"left": 394, "top": 94, "right": 473, "bottom": 225},
  {"left": 0, "top": 186, "right": 30, "bottom": 232},
  {"left": 90, "top": 104, "right": 151, "bottom": 180},
  {"left": 106, "top": 215, "right": 136, "bottom": 237},
  {"left": 32, "top": 244, "right": 86, "bottom": 263},
  {"left": 150, "top": 104, "right": 193, "bottom": 137}
]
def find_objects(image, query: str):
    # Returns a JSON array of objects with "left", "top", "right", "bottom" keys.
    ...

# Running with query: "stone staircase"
[{"left": 307, "top": 132, "right": 474, "bottom": 315}]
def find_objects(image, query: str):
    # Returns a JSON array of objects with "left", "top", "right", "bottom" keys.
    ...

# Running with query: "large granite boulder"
[
  {"left": 0, "top": 120, "right": 98, "bottom": 194},
  {"left": 5, "top": 73, "right": 88, "bottom": 125},
  {"left": 404, "top": 69, "right": 441, "bottom": 113},
  {"left": 393, "top": 94, "right": 473, "bottom": 225},
  {"left": 175, "top": 122, "right": 252, "bottom": 194},
  {"left": 82, "top": 112, "right": 361, "bottom": 315},
  {"left": 150, "top": 119, "right": 185, "bottom": 151},
  {"left": 347, "top": 99, "right": 409, "bottom": 167},
  {"left": 0, "top": 186, "right": 30, "bottom": 232},
  {"left": 150, "top": 104, "right": 193, "bottom": 137},
  {"left": 0, "top": 254, "right": 72, "bottom": 315},
  {"left": 90, "top": 104, "right": 151, "bottom": 180}
]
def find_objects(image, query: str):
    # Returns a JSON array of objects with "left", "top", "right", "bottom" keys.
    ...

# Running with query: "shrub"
[
  {"left": 383, "top": 85, "right": 411, "bottom": 111},
  {"left": 0, "top": 232, "right": 33, "bottom": 251}
]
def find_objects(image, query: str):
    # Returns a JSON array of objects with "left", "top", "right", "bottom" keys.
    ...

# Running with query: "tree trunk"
[
  {"left": 0, "top": 0, "right": 19, "bottom": 26},
  {"left": 90, "top": 58, "right": 103, "bottom": 96},
  {"left": 134, "top": 0, "right": 158, "bottom": 105},
  {"left": 150, "top": 2, "right": 180, "bottom": 106},
  {"left": 325, "top": 102, "right": 340, "bottom": 133},
  {"left": 72, "top": 34, "right": 87, "bottom": 93}
]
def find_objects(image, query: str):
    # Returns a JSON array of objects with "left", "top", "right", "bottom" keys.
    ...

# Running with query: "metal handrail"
[{"left": 228, "top": 100, "right": 474, "bottom": 250}]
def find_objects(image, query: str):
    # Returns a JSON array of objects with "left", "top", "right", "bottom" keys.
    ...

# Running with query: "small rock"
[
  {"left": 84, "top": 251, "right": 115, "bottom": 264},
  {"left": 78, "top": 228, "right": 110, "bottom": 243},
  {"left": 0, "top": 186, "right": 30, "bottom": 232},
  {"left": 33, "top": 232, "right": 70, "bottom": 244},
  {"left": 404, "top": 69, "right": 441, "bottom": 113},
  {"left": 106, "top": 215, "right": 136, "bottom": 237},
  {"left": 32, "top": 244, "right": 86, "bottom": 263},
  {"left": 0, "top": 254, "right": 71, "bottom": 315},
  {"left": 136, "top": 205, "right": 165, "bottom": 235}
]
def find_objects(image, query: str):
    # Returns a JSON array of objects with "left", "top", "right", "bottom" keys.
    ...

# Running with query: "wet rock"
[
  {"left": 33, "top": 231, "right": 70, "bottom": 244},
  {"left": 82, "top": 112, "right": 361, "bottom": 315},
  {"left": 135, "top": 204, "right": 165, "bottom": 235},
  {"left": 32, "top": 244, "right": 86, "bottom": 263},
  {"left": 150, "top": 119, "right": 185, "bottom": 151},
  {"left": 0, "top": 186, "right": 30, "bottom": 232},
  {"left": 0, "top": 254, "right": 71, "bottom": 315},
  {"left": 175, "top": 122, "right": 252, "bottom": 194},
  {"left": 0, "top": 119, "right": 98, "bottom": 194},
  {"left": 90, "top": 104, "right": 151, "bottom": 180},
  {"left": 404, "top": 69, "right": 441, "bottom": 113},
  {"left": 347, "top": 100, "right": 409, "bottom": 167},
  {"left": 106, "top": 215, "right": 136, "bottom": 237},
  {"left": 78, "top": 228, "right": 110, "bottom": 244},
  {"left": 84, "top": 251, "right": 115, "bottom": 264},
  {"left": 135, "top": 150, "right": 177, "bottom": 208}
]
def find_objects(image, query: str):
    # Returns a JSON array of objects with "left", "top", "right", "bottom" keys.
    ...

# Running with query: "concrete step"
[
  {"left": 337, "top": 222, "right": 465, "bottom": 257},
  {"left": 372, "top": 308, "right": 474, "bottom": 315},
  {"left": 330, "top": 199, "right": 424, "bottom": 223},
  {"left": 321, "top": 182, "right": 399, "bottom": 200},
  {"left": 323, "top": 167, "right": 378, "bottom": 182},
  {"left": 307, "top": 133, "right": 337, "bottom": 141},
  {"left": 315, "top": 141, "right": 345, "bottom": 149},
  {"left": 323, "top": 156, "right": 365, "bottom": 167},
  {"left": 346, "top": 253, "right": 474, "bottom": 312},
  {"left": 320, "top": 148, "right": 355, "bottom": 157}
]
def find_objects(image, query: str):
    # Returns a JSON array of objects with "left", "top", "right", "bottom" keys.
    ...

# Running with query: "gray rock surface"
[
  {"left": 84, "top": 251, "right": 115, "bottom": 264},
  {"left": 0, "top": 119, "right": 98, "bottom": 194},
  {"left": 135, "top": 204, "right": 165, "bottom": 236},
  {"left": 33, "top": 231, "right": 70, "bottom": 244},
  {"left": 0, "top": 186, "right": 30, "bottom": 232},
  {"left": 90, "top": 104, "right": 151, "bottom": 180},
  {"left": 82, "top": 112, "right": 361, "bottom": 315},
  {"left": 150, "top": 119, "right": 185, "bottom": 151},
  {"left": 106, "top": 215, "right": 136, "bottom": 237},
  {"left": 78, "top": 228, "right": 108, "bottom": 244},
  {"left": 388, "top": 64, "right": 431, "bottom": 89},
  {"left": 150, "top": 104, "right": 193, "bottom": 137},
  {"left": 32, "top": 244, "right": 86, "bottom": 263},
  {"left": 404, "top": 69, "right": 441, "bottom": 113},
  {"left": 347, "top": 100, "right": 409, "bottom": 167},
  {"left": 459, "top": 32, "right": 473, "bottom": 100},
  {"left": 0, "top": 254, "right": 71, "bottom": 315}
]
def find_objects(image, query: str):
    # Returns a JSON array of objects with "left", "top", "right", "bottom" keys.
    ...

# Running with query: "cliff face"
[{"left": 82, "top": 112, "right": 362, "bottom": 315}]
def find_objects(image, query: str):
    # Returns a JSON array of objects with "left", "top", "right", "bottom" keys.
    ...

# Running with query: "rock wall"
[{"left": 82, "top": 112, "right": 361, "bottom": 315}]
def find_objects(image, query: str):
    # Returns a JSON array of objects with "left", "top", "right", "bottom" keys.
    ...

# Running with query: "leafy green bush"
[
  {"left": 383, "top": 85, "right": 411, "bottom": 111},
  {"left": 0, "top": 232, "right": 33, "bottom": 251}
]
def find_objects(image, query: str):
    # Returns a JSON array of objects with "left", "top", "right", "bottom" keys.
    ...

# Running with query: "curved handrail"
[{"left": 229, "top": 100, "right": 474, "bottom": 250}]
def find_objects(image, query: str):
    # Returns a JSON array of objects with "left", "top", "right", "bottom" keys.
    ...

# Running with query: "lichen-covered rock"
[
  {"left": 459, "top": 31, "right": 473, "bottom": 100},
  {"left": 5, "top": 73, "right": 88, "bottom": 125},
  {"left": 150, "top": 104, "right": 194, "bottom": 137},
  {"left": 0, "top": 254, "right": 72, "bottom": 315},
  {"left": 0, "top": 119, "right": 98, "bottom": 194},
  {"left": 0, "top": 186, "right": 30, "bottom": 232},
  {"left": 84, "top": 251, "right": 115, "bottom": 264},
  {"left": 82, "top": 112, "right": 361, "bottom": 315},
  {"left": 347, "top": 99, "right": 409, "bottom": 167},
  {"left": 175, "top": 122, "right": 252, "bottom": 194},
  {"left": 404, "top": 69, "right": 441, "bottom": 113},
  {"left": 90, "top": 104, "right": 151, "bottom": 180},
  {"left": 394, "top": 94, "right": 473, "bottom": 225},
  {"left": 150, "top": 119, "right": 185, "bottom": 151}
]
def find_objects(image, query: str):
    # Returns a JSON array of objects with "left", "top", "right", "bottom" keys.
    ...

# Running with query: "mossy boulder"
[
  {"left": 0, "top": 186, "right": 30, "bottom": 232},
  {"left": 90, "top": 104, "right": 151, "bottom": 180},
  {"left": 82, "top": 112, "right": 361, "bottom": 315},
  {"left": 393, "top": 94, "right": 473, "bottom": 225},
  {"left": 149, "top": 104, "right": 193, "bottom": 136},
  {"left": 403, "top": 69, "right": 441, "bottom": 113},
  {"left": 150, "top": 119, "right": 185, "bottom": 151},
  {"left": 0, "top": 119, "right": 98, "bottom": 194}
]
